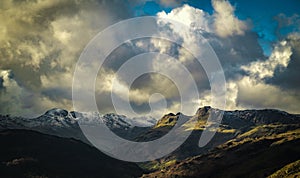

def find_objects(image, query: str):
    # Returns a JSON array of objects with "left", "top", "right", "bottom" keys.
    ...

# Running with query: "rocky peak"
[
  {"left": 44, "top": 108, "right": 69, "bottom": 117},
  {"left": 155, "top": 113, "right": 179, "bottom": 128},
  {"left": 195, "top": 106, "right": 212, "bottom": 121}
]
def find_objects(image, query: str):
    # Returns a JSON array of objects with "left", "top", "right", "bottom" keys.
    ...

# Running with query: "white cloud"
[
  {"left": 135, "top": 3, "right": 299, "bottom": 115},
  {"left": 212, "top": 0, "right": 247, "bottom": 37},
  {"left": 197, "top": 74, "right": 300, "bottom": 114},
  {"left": 157, "top": 4, "right": 212, "bottom": 32},
  {"left": 155, "top": 5, "right": 214, "bottom": 65},
  {"left": 241, "top": 40, "right": 292, "bottom": 79},
  {"left": 198, "top": 82, "right": 242, "bottom": 111},
  {"left": 132, "top": 3, "right": 246, "bottom": 112},
  {"left": 225, "top": 39, "right": 298, "bottom": 113},
  {"left": 236, "top": 76, "right": 300, "bottom": 113},
  {"left": 150, "top": 38, "right": 173, "bottom": 54},
  {"left": 0, "top": 70, "right": 26, "bottom": 108},
  {"left": 155, "top": 1, "right": 248, "bottom": 38},
  {"left": 95, "top": 69, "right": 161, "bottom": 106}
]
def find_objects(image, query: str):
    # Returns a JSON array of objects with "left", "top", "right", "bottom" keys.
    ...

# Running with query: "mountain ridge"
[
  {"left": 0, "top": 107, "right": 299, "bottom": 177},
  {"left": 1, "top": 106, "right": 299, "bottom": 143}
]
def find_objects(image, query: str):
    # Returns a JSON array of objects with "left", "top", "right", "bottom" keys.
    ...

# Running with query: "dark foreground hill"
[{"left": 0, "top": 129, "right": 143, "bottom": 178}]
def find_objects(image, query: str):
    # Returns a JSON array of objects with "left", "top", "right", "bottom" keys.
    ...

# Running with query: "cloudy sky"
[{"left": 0, "top": 0, "right": 299, "bottom": 118}]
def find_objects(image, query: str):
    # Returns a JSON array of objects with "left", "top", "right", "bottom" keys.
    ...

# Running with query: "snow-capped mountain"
[{"left": 0, "top": 108, "right": 157, "bottom": 143}]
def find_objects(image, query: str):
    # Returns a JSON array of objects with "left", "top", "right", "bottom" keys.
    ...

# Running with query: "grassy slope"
[
  {"left": 141, "top": 126, "right": 300, "bottom": 178},
  {"left": 268, "top": 160, "right": 300, "bottom": 178}
]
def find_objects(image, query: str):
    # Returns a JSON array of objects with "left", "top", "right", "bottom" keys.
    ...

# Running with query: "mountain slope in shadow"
[{"left": 0, "top": 129, "right": 143, "bottom": 178}]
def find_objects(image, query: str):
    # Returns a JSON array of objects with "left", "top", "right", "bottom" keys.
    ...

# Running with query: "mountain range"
[{"left": 0, "top": 106, "right": 299, "bottom": 177}]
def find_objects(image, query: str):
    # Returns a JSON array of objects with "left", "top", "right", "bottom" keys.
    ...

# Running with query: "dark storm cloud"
[
  {"left": 0, "top": 0, "right": 135, "bottom": 116},
  {"left": 0, "top": 77, "right": 4, "bottom": 89},
  {"left": 275, "top": 13, "right": 300, "bottom": 38},
  {"left": 0, "top": 0, "right": 133, "bottom": 84},
  {"left": 267, "top": 34, "right": 300, "bottom": 91},
  {"left": 41, "top": 88, "right": 73, "bottom": 101},
  {"left": 206, "top": 31, "right": 265, "bottom": 80},
  {"left": 266, "top": 14, "right": 300, "bottom": 91}
]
